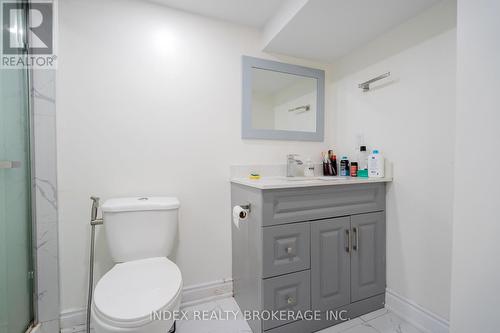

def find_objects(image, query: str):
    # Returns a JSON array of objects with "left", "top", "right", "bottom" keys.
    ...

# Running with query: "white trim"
[
  {"left": 60, "top": 278, "right": 234, "bottom": 332},
  {"left": 181, "top": 278, "right": 233, "bottom": 308},
  {"left": 61, "top": 323, "right": 86, "bottom": 333},
  {"left": 385, "top": 288, "right": 449, "bottom": 333},
  {"left": 60, "top": 308, "right": 87, "bottom": 333}
]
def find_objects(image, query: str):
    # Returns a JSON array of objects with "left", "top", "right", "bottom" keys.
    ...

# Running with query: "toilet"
[{"left": 92, "top": 197, "right": 182, "bottom": 333}]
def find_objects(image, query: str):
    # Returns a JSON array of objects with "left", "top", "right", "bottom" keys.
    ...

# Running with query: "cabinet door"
[
  {"left": 311, "top": 217, "right": 351, "bottom": 312},
  {"left": 351, "top": 212, "right": 386, "bottom": 302}
]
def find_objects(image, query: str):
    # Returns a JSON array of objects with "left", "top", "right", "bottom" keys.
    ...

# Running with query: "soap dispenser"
[{"left": 304, "top": 158, "right": 315, "bottom": 177}]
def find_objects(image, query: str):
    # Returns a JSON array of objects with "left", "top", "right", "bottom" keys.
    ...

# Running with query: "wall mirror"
[{"left": 242, "top": 56, "right": 325, "bottom": 141}]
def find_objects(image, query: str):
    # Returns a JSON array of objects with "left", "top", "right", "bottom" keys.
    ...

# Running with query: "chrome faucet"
[{"left": 287, "top": 154, "right": 303, "bottom": 177}]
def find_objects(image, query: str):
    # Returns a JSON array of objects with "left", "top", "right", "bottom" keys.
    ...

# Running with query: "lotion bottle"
[{"left": 368, "top": 150, "right": 385, "bottom": 178}]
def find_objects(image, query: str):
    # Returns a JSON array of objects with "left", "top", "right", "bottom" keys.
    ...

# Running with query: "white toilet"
[{"left": 92, "top": 197, "right": 182, "bottom": 333}]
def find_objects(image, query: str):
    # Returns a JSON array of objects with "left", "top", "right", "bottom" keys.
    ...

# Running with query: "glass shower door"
[{"left": 0, "top": 51, "right": 34, "bottom": 333}]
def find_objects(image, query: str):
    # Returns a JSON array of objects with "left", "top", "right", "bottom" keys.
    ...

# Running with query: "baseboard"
[
  {"left": 60, "top": 278, "right": 234, "bottom": 332},
  {"left": 60, "top": 308, "right": 87, "bottom": 333},
  {"left": 180, "top": 278, "right": 233, "bottom": 308},
  {"left": 385, "top": 288, "right": 449, "bottom": 333}
]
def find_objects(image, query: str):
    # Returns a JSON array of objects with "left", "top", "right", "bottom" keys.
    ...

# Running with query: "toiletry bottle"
[
  {"left": 358, "top": 146, "right": 369, "bottom": 170},
  {"left": 350, "top": 162, "right": 358, "bottom": 177},
  {"left": 331, "top": 154, "right": 338, "bottom": 176},
  {"left": 328, "top": 150, "right": 337, "bottom": 176},
  {"left": 357, "top": 146, "right": 369, "bottom": 177},
  {"left": 304, "top": 158, "right": 315, "bottom": 177},
  {"left": 340, "top": 156, "right": 350, "bottom": 177},
  {"left": 322, "top": 152, "right": 330, "bottom": 176},
  {"left": 327, "top": 151, "right": 334, "bottom": 174},
  {"left": 368, "top": 150, "right": 385, "bottom": 178}
]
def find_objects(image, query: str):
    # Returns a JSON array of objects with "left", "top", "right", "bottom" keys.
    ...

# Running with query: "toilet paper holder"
[
  {"left": 240, "top": 203, "right": 251, "bottom": 213},
  {"left": 233, "top": 203, "right": 251, "bottom": 229},
  {"left": 235, "top": 203, "right": 251, "bottom": 219}
]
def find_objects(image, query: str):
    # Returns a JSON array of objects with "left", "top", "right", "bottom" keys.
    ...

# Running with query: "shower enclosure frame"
[
  {"left": 1, "top": 1, "right": 38, "bottom": 330},
  {"left": 28, "top": 45, "right": 39, "bottom": 333},
  {"left": 24, "top": 3, "right": 39, "bottom": 327},
  {"left": 1, "top": 0, "right": 60, "bottom": 330},
  {"left": 0, "top": 0, "right": 61, "bottom": 331},
  {"left": 24, "top": 0, "right": 60, "bottom": 331},
  {"left": 17, "top": 1, "right": 42, "bottom": 327}
]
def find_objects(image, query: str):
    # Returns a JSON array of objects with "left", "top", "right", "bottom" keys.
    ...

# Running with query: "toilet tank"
[{"left": 101, "top": 197, "right": 180, "bottom": 263}]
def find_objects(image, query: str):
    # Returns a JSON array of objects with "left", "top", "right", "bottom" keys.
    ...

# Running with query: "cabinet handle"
[
  {"left": 345, "top": 229, "right": 351, "bottom": 253},
  {"left": 353, "top": 227, "right": 359, "bottom": 251}
]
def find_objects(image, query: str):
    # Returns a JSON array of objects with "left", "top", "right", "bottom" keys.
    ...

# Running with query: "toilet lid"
[{"left": 94, "top": 257, "right": 182, "bottom": 323}]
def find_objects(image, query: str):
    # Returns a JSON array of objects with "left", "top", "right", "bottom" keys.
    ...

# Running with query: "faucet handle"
[{"left": 287, "top": 153, "right": 299, "bottom": 159}]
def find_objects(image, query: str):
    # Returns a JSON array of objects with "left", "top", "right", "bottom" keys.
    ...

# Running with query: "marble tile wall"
[{"left": 31, "top": 69, "right": 60, "bottom": 332}]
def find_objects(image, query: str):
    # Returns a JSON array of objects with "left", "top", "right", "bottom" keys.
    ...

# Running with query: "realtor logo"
[{"left": 1, "top": 0, "right": 56, "bottom": 68}]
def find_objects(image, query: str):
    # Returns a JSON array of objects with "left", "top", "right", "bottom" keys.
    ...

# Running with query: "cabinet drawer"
[
  {"left": 262, "top": 270, "right": 311, "bottom": 330},
  {"left": 263, "top": 222, "right": 310, "bottom": 278},
  {"left": 262, "top": 183, "right": 385, "bottom": 226}
]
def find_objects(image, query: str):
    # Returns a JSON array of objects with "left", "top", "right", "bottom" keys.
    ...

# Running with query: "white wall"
[
  {"left": 330, "top": 1, "right": 456, "bottom": 320},
  {"left": 449, "top": 0, "right": 500, "bottom": 331},
  {"left": 56, "top": 0, "right": 333, "bottom": 314}
]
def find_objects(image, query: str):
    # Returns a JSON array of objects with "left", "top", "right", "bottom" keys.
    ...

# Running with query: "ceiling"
[
  {"left": 264, "top": 0, "right": 443, "bottom": 62},
  {"left": 149, "top": 0, "right": 444, "bottom": 62},
  {"left": 148, "top": 0, "right": 287, "bottom": 28}
]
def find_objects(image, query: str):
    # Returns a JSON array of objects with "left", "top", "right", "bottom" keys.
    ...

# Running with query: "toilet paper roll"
[{"left": 232, "top": 206, "right": 249, "bottom": 229}]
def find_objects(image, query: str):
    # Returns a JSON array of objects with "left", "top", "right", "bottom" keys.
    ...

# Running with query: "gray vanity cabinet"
[{"left": 231, "top": 182, "right": 387, "bottom": 333}]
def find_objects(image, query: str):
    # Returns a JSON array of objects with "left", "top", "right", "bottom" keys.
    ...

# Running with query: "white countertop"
[{"left": 231, "top": 176, "right": 392, "bottom": 189}]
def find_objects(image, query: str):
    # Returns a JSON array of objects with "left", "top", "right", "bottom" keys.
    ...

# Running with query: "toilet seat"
[{"left": 93, "top": 257, "right": 182, "bottom": 329}]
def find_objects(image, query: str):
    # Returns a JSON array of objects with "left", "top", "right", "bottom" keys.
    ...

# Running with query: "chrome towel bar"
[{"left": 359, "top": 72, "right": 390, "bottom": 92}]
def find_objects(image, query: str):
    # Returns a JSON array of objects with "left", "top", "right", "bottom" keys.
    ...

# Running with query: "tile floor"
[{"left": 177, "top": 297, "right": 425, "bottom": 333}]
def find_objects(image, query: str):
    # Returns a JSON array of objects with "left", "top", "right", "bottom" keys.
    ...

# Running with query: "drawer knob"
[
  {"left": 287, "top": 297, "right": 296, "bottom": 305},
  {"left": 286, "top": 247, "right": 293, "bottom": 254}
]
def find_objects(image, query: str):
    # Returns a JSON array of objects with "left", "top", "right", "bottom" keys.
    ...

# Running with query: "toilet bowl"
[
  {"left": 92, "top": 257, "right": 182, "bottom": 333},
  {"left": 92, "top": 197, "right": 182, "bottom": 333}
]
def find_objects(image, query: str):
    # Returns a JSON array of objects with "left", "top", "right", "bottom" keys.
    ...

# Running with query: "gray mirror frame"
[{"left": 242, "top": 56, "right": 325, "bottom": 141}]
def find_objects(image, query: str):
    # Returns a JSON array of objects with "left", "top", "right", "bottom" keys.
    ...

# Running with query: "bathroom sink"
[
  {"left": 231, "top": 175, "right": 390, "bottom": 190},
  {"left": 279, "top": 176, "right": 349, "bottom": 182},
  {"left": 282, "top": 176, "right": 317, "bottom": 181},
  {"left": 316, "top": 176, "right": 349, "bottom": 181}
]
